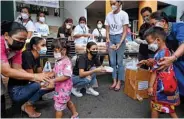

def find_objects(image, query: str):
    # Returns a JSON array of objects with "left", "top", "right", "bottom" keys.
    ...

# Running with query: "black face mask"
[
  {"left": 90, "top": 51, "right": 98, "bottom": 57},
  {"left": 8, "top": 40, "right": 25, "bottom": 51}
]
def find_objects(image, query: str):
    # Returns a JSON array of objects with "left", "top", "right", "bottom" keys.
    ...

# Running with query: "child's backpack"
[{"left": 158, "top": 49, "right": 177, "bottom": 95}]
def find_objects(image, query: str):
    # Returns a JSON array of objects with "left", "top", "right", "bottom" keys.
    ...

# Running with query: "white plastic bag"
[
  {"left": 125, "top": 58, "right": 138, "bottom": 70},
  {"left": 43, "top": 61, "right": 52, "bottom": 72}
]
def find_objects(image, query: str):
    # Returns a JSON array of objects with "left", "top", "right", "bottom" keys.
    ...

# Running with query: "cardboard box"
[{"left": 123, "top": 68, "right": 151, "bottom": 101}]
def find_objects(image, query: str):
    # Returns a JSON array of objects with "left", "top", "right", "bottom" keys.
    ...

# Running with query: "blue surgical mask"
[{"left": 39, "top": 47, "right": 47, "bottom": 55}]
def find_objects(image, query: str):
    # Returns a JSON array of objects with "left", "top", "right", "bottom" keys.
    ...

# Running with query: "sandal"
[
  {"left": 109, "top": 83, "right": 117, "bottom": 90},
  {"left": 21, "top": 102, "right": 41, "bottom": 118},
  {"left": 71, "top": 113, "right": 79, "bottom": 119},
  {"left": 114, "top": 84, "right": 121, "bottom": 91}
]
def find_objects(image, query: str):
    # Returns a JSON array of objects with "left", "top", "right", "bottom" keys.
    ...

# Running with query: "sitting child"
[
  {"left": 49, "top": 39, "right": 79, "bottom": 118},
  {"left": 144, "top": 27, "right": 180, "bottom": 118}
]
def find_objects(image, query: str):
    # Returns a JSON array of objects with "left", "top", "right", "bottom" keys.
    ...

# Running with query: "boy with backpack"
[{"left": 139, "top": 27, "right": 180, "bottom": 118}]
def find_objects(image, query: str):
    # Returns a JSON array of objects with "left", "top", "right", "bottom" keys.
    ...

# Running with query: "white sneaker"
[
  {"left": 86, "top": 87, "right": 99, "bottom": 96},
  {"left": 71, "top": 88, "right": 83, "bottom": 97}
]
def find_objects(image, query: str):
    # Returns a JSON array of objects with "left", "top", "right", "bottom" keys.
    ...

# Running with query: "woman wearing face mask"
[
  {"left": 92, "top": 20, "right": 107, "bottom": 64},
  {"left": 148, "top": 11, "right": 184, "bottom": 97},
  {"left": 72, "top": 42, "right": 105, "bottom": 97},
  {"left": 57, "top": 18, "right": 73, "bottom": 40},
  {"left": 35, "top": 12, "right": 50, "bottom": 37},
  {"left": 105, "top": 0, "right": 129, "bottom": 91},
  {"left": 1, "top": 21, "right": 50, "bottom": 118},
  {"left": 8, "top": 36, "right": 52, "bottom": 117},
  {"left": 15, "top": 7, "right": 36, "bottom": 42}
]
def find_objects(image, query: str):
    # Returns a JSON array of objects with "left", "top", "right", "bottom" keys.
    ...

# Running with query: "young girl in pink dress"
[{"left": 50, "top": 39, "right": 78, "bottom": 118}]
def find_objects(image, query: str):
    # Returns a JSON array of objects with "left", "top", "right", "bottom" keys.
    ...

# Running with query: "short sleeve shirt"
[
  {"left": 53, "top": 57, "right": 73, "bottom": 84},
  {"left": 57, "top": 27, "right": 71, "bottom": 38},
  {"left": 23, "top": 20, "right": 36, "bottom": 32},
  {"left": 22, "top": 50, "right": 41, "bottom": 73},
  {"left": 73, "top": 54, "right": 101, "bottom": 75},
  {"left": 73, "top": 24, "right": 89, "bottom": 44},
  {"left": 35, "top": 22, "right": 50, "bottom": 37},
  {"left": 151, "top": 48, "right": 171, "bottom": 72},
  {"left": 0, "top": 36, "right": 22, "bottom": 65},
  {"left": 105, "top": 10, "right": 129, "bottom": 35}
]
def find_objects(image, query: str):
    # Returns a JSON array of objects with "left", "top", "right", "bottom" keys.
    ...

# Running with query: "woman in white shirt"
[
  {"left": 105, "top": 0, "right": 129, "bottom": 91},
  {"left": 73, "top": 16, "right": 93, "bottom": 54},
  {"left": 16, "top": 7, "right": 36, "bottom": 41},
  {"left": 15, "top": 7, "right": 36, "bottom": 51},
  {"left": 35, "top": 12, "right": 50, "bottom": 37},
  {"left": 92, "top": 20, "right": 107, "bottom": 64}
]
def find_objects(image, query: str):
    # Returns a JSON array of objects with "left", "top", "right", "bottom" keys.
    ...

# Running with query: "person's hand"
[
  {"left": 137, "top": 60, "right": 147, "bottom": 67},
  {"left": 106, "top": 38, "right": 110, "bottom": 43},
  {"left": 157, "top": 56, "right": 175, "bottom": 71},
  {"left": 148, "top": 87, "right": 153, "bottom": 96},
  {"left": 33, "top": 73, "right": 50, "bottom": 83},
  {"left": 94, "top": 66, "right": 106, "bottom": 73},
  {"left": 47, "top": 80, "right": 55, "bottom": 89},
  {"left": 110, "top": 44, "right": 117, "bottom": 50},
  {"left": 115, "top": 43, "right": 121, "bottom": 50}
]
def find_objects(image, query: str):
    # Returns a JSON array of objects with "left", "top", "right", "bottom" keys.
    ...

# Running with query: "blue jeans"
[
  {"left": 72, "top": 73, "right": 97, "bottom": 89},
  {"left": 8, "top": 82, "right": 51, "bottom": 105},
  {"left": 109, "top": 34, "right": 126, "bottom": 81}
]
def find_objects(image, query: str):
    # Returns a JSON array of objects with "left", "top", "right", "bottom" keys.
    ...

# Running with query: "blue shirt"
[{"left": 167, "top": 22, "right": 184, "bottom": 96}]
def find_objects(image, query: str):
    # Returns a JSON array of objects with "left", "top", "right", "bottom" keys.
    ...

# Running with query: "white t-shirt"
[
  {"left": 22, "top": 20, "right": 36, "bottom": 32},
  {"left": 35, "top": 22, "right": 50, "bottom": 37},
  {"left": 92, "top": 28, "right": 106, "bottom": 42},
  {"left": 105, "top": 10, "right": 129, "bottom": 35},
  {"left": 73, "top": 24, "right": 89, "bottom": 44},
  {"left": 92, "top": 28, "right": 106, "bottom": 37}
]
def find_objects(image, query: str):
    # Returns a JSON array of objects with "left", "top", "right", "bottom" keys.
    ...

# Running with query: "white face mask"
[
  {"left": 80, "top": 23, "right": 85, "bottom": 28},
  {"left": 144, "top": 16, "right": 150, "bottom": 23},
  {"left": 111, "top": 5, "right": 118, "bottom": 12},
  {"left": 21, "top": 13, "right": 29, "bottom": 20},
  {"left": 155, "top": 22, "right": 164, "bottom": 28},
  {"left": 148, "top": 42, "right": 159, "bottom": 52},
  {"left": 39, "top": 17, "right": 45, "bottom": 23},
  {"left": 54, "top": 52, "right": 62, "bottom": 60},
  {"left": 66, "top": 24, "right": 71, "bottom": 29},
  {"left": 97, "top": 24, "right": 102, "bottom": 29}
]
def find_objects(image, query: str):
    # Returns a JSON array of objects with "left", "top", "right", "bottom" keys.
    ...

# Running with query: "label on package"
[{"left": 138, "top": 81, "right": 148, "bottom": 90}]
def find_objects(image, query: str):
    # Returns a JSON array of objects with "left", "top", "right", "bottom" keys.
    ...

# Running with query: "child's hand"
[
  {"left": 148, "top": 87, "right": 153, "bottom": 96},
  {"left": 137, "top": 60, "right": 147, "bottom": 67}
]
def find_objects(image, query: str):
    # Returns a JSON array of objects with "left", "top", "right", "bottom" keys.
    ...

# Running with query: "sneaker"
[
  {"left": 86, "top": 87, "right": 99, "bottom": 96},
  {"left": 71, "top": 88, "right": 83, "bottom": 97}
]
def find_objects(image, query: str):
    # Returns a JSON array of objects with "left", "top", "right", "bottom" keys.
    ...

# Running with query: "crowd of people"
[{"left": 1, "top": 0, "right": 184, "bottom": 118}]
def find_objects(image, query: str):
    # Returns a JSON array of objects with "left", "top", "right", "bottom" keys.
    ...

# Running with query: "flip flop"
[{"left": 114, "top": 85, "right": 121, "bottom": 91}]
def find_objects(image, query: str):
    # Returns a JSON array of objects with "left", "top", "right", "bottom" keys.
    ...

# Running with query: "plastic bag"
[
  {"left": 125, "top": 58, "right": 138, "bottom": 70},
  {"left": 43, "top": 61, "right": 52, "bottom": 72}
]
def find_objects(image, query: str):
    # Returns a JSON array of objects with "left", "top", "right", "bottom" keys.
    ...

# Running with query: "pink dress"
[{"left": 53, "top": 57, "right": 73, "bottom": 111}]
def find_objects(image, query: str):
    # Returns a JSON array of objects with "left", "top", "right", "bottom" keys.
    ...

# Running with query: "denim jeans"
[
  {"left": 72, "top": 73, "right": 97, "bottom": 89},
  {"left": 109, "top": 34, "right": 126, "bottom": 81},
  {"left": 8, "top": 82, "right": 51, "bottom": 105}
]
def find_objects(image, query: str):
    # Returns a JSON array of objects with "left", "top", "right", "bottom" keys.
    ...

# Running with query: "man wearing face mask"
[
  {"left": 35, "top": 12, "right": 50, "bottom": 37},
  {"left": 105, "top": 0, "right": 129, "bottom": 91},
  {"left": 134, "top": 7, "right": 155, "bottom": 69},
  {"left": 57, "top": 18, "right": 73, "bottom": 40}
]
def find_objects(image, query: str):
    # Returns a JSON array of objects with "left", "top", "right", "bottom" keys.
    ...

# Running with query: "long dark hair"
[
  {"left": 36, "top": 12, "right": 45, "bottom": 22},
  {"left": 1, "top": 21, "right": 27, "bottom": 36},
  {"left": 61, "top": 19, "right": 72, "bottom": 36},
  {"left": 139, "top": 23, "right": 151, "bottom": 40},
  {"left": 86, "top": 42, "right": 97, "bottom": 53},
  {"left": 27, "top": 37, "right": 45, "bottom": 51},
  {"left": 20, "top": 7, "right": 33, "bottom": 21}
]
